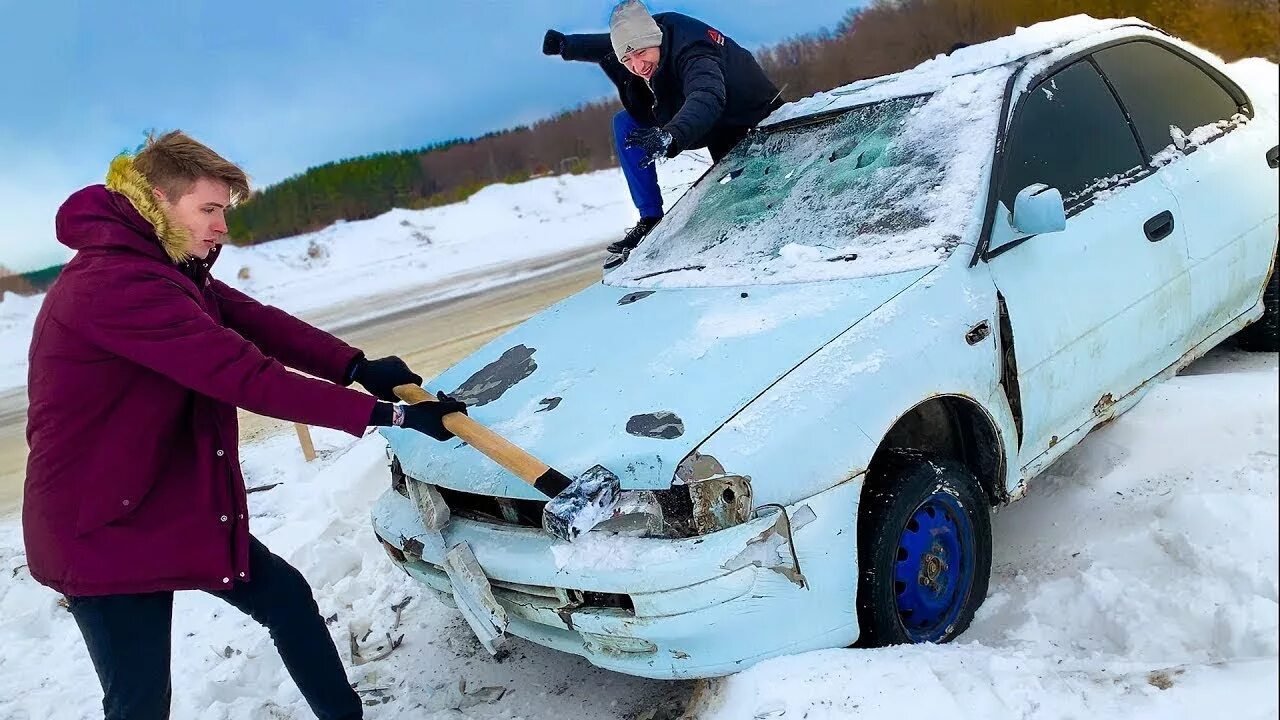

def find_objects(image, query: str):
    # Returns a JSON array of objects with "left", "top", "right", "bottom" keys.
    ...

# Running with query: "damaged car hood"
[{"left": 384, "top": 268, "right": 929, "bottom": 499}]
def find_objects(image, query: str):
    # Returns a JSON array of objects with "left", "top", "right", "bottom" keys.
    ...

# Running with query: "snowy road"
[{"left": 1, "top": 347, "right": 1274, "bottom": 719}]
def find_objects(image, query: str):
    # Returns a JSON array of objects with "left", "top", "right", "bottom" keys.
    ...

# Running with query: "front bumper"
[{"left": 371, "top": 476, "right": 863, "bottom": 679}]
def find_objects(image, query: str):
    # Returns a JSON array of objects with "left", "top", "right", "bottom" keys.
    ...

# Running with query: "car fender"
[{"left": 695, "top": 261, "right": 1022, "bottom": 508}]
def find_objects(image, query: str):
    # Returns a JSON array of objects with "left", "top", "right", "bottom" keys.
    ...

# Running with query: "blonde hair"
[{"left": 133, "top": 130, "right": 250, "bottom": 205}]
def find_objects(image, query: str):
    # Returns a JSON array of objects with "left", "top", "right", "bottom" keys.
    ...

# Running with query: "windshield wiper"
[{"left": 632, "top": 264, "right": 707, "bottom": 280}]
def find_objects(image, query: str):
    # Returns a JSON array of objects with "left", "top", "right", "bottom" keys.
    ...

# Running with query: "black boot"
[{"left": 607, "top": 216, "right": 661, "bottom": 255}]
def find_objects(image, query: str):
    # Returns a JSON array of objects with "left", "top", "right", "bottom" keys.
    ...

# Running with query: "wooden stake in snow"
[{"left": 294, "top": 423, "right": 317, "bottom": 462}]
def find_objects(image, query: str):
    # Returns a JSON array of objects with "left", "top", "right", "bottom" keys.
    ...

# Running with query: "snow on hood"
[{"left": 384, "top": 269, "right": 930, "bottom": 498}]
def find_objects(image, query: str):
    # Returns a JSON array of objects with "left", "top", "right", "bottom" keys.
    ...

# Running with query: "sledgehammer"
[{"left": 393, "top": 384, "right": 619, "bottom": 542}]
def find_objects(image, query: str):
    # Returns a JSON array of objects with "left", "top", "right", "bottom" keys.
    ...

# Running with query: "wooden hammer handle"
[{"left": 393, "top": 384, "right": 554, "bottom": 489}]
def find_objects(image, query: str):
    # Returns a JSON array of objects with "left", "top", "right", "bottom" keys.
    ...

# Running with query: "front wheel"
[{"left": 855, "top": 453, "right": 992, "bottom": 646}]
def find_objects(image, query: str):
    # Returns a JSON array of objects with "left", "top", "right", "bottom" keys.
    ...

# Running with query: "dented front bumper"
[{"left": 370, "top": 477, "right": 863, "bottom": 679}]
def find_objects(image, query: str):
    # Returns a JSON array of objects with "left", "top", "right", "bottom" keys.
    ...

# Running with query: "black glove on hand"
[
  {"left": 352, "top": 355, "right": 422, "bottom": 402},
  {"left": 625, "top": 127, "right": 676, "bottom": 167},
  {"left": 542, "top": 29, "right": 565, "bottom": 56},
  {"left": 402, "top": 392, "right": 469, "bottom": 442}
]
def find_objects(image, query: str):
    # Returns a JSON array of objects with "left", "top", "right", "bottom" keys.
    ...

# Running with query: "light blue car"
[{"left": 370, "top": 17, "right": 1278, "bottom": 679}]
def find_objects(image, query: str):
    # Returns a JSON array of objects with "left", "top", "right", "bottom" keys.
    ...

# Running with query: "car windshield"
[{"left": 608, "top": 72, "right": 1006, "bottom": 288}]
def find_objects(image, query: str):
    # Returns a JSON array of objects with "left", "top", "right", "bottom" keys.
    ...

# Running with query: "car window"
[
  {"left": 1001, "top": 60, "right": 1145, "bottom": 212},
  {"left": 1092, "top": 40, "right": 1243, "bottom": 159}
]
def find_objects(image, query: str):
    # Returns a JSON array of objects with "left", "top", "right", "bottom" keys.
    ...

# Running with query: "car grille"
[
  {"left": 392, "top": 457, "right": 546, "bottom": 528},
  {"left": 389, "top": 461, "right": 635, "bottom": 614},
  {"left": 434, "top": 485, "right": 547, "bottom": 528}
]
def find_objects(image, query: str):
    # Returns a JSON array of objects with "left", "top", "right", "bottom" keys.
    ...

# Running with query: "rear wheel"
[
  {"left": 855, "top": 453, "right": 992, "bottom": 646},
  {"left": 1235, "top": 250, "right": 1278, "bottom": 352}
]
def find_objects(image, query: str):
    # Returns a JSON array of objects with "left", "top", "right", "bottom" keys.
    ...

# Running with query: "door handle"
[{"left": 1144, "top": 211, "right": 1175, "bottom": 242}]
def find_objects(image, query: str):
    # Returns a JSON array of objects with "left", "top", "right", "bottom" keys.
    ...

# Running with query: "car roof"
[{"left": 762, "top": 15, "right": 1162, "bottom": 128}]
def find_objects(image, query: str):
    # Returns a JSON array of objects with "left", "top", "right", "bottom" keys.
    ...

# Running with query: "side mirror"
[{"left": 1011, "top": 183, "right": 1066, "bottom": 235}]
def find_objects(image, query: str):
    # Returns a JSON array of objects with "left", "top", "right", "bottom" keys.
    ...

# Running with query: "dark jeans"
[
  {"left": 612, "top": 110, "right": 753, "bottom": 219},
  {"left": 67, "top": 536, "right": 361, "bottom": 720}
]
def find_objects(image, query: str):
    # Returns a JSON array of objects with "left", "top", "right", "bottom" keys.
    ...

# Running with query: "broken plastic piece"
[
  {"left": 443, "top": 542, "right": 509, "bottom": 655},
  {"left": 423, "top": 679, "right": 507, "bottom": 712},
  {"left": 722, "top": 504, "right": 817, "bottom": 587},
  {"left": 407, "top": 480, "right": 450, "bottom": 532},
  {"left": 349, "top": 626, "right": 403, "bottom": 666}
]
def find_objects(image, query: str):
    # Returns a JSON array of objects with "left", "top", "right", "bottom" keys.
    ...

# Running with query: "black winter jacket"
[{"left": 560, "top": 12, "right": 780, "bottom": 151}]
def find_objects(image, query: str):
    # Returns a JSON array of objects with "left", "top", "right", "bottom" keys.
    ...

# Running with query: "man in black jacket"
[{"left": 544, "top": 1, "right": 782, "bottom": 255}]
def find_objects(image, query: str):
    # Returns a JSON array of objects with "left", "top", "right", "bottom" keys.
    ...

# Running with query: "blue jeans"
[{"left": 613, "top": 110, "right": 664, "bottom": 220}]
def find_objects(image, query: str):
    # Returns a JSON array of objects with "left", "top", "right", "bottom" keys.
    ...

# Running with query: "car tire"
[
  {"left": 1235, "top": 251, "right": 1278, "bottom": 352},
  {"left": 854, "top": 452, "right": 992, "bottom": 647}
]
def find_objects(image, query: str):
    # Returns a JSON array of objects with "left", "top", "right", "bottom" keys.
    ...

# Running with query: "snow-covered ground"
[
  {"left": 1, "top": 348, "right": 1274, "bottom": 719},
  {"left": 0, "top": 153, "right": 711, "bottom": 392}
]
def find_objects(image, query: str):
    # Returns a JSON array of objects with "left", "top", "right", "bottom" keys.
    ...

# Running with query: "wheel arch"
[{"left": 865, "top": 394, "right": 1009, "bottom": 506}]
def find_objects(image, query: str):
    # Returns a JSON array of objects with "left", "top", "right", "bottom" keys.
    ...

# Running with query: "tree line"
[{"left": 214, "top": 0, "right": 1275, "bottom": 245}]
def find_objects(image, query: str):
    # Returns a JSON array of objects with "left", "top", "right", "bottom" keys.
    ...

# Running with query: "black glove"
[
  {"left": 542, "top": 29, "right": 565, "bottom": 56},
  {"left": 625, "top": 127, "right": 676, "bottom": 167},
  {"left": 401, "top": 392, "right": 469, "bottom": 442},
  {"left": 351, "top": 355, "right": 422, "bottom": 402}
]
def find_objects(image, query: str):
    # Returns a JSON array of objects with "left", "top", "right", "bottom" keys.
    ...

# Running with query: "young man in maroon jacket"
[{"left": 23, "top": 131, "right": 464, "bottom": 720}]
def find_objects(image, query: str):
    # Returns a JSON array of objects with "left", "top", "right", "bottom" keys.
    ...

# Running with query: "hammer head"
[{"left": 542, "top": 465, "right": 621, "bottom": 542}]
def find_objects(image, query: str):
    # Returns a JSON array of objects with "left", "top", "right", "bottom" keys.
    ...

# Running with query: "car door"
[
  {"left": 1092, "top": 39, "right": 1280, "bottom": 339},
  {"left": 984, "top": 58, "right": 1193, "bottom": 468}
]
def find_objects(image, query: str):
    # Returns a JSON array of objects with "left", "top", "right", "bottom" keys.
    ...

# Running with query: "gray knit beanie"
[{"left": 610, "top": 0, "right": 663, "bottom": 60}]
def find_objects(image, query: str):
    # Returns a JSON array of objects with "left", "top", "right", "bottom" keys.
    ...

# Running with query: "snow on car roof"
[{"left": 762, "top": 15, "right": 1158, "bottom": 128}]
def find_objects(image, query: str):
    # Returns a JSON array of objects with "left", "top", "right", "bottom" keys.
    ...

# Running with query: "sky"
[{"left": 0, "top": 1, "right": 853, "bottom": 273}]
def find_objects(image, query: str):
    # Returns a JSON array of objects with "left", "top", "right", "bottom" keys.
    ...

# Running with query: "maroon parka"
[{"left": 23, "top": 169, "right": 378, "bottom": 597}]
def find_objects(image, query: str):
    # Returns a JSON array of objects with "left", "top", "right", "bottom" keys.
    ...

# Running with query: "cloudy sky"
[{"left": 0, "top": 1, "right": 852, "bottom": 272}]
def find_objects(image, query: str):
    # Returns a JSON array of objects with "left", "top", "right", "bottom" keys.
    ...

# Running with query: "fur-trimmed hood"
[
  {"left": 104, "top": 155, "right": 192, "bottom": 263},
  {"left": 54, "top": 155, "right": 196, "bottom": 265}
]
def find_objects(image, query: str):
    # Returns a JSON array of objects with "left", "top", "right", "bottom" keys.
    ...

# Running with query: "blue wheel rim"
[{"left": 892, "top": 491, "right": 976, "bottom": 642}]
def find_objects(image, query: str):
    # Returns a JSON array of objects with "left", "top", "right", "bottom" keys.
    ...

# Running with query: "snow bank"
[{"left": 0, "top": 154, "right": 709, "bottom": 393}]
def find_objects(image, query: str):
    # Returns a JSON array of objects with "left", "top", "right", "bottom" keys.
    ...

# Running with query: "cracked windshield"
[{"left": 612, "top": 93, "right": 988, "bottom": 287}]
